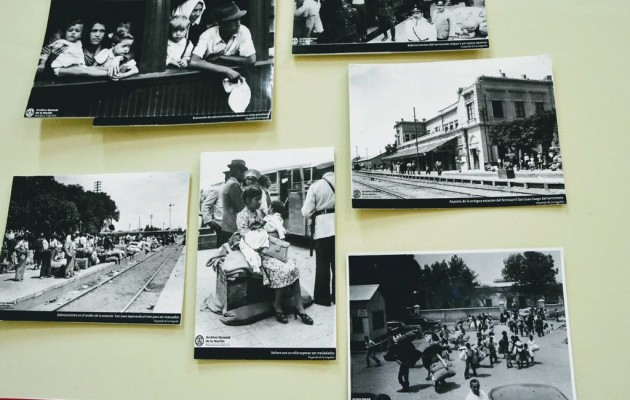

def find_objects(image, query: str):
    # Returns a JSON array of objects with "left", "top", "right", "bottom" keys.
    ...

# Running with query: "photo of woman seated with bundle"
[{"left": 236, "top": 186, "right": 313, "bottom": 325}]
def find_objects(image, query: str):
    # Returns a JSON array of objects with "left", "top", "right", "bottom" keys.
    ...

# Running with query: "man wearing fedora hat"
[
  {"left": 220, "top": 159, "right": 248, "bottom": 245},
  {"left": 190, "top": 1, "right": 256, "bottom": 82}
]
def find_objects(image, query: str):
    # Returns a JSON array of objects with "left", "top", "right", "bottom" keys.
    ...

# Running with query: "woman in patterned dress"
[{"left": 236, "top": 186, "right": 313, "bottom": 325}]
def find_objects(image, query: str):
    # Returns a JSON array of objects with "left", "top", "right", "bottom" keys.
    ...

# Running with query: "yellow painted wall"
[{"left": 1, "top": 1, "right": 629, "bottom": 399}]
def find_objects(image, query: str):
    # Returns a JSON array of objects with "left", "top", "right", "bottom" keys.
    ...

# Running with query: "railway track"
[
  {"left": 352, "top": 178, "right": 410, "bottom": 199},
  {"left": 353, "top": 172, "right": 542, "bottom": 199},
  {"left": 52, "top": 245, "right": 180, "bottom": 313}
]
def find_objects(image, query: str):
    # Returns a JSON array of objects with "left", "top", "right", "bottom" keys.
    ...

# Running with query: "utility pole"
[
  {"left": 414, "top": 107, "right": 421, "bottom": 175},
  {"left": 150, "top": 214, "right": 153, "bottom": 230},
  {"left": 168, "top": 203, "right": 175, "bottom": 230},
  {"left": 94, "top": 181, "right": 101, "bottom": 193}
]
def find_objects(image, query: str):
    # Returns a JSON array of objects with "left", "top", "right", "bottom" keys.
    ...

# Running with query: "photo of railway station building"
[
  {"left": 375, "top": 74, "right": 558, "bottom": 173},
  {"left": 349, "top": 56, "right": 566, "bottom": 208}
]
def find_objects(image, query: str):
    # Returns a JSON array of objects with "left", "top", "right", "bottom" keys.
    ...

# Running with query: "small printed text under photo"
[
  {"left": 195, "top": 147, "right": 336, "bottom": 360},
  {"left": 349, "top": 55, "right": 566, "bottom": 209},
  {"left": 348, "top": 249, "right": 576, "bottom": 400},
  {"left": 0, "top": 172, "right": 190, "bottom": 324}
]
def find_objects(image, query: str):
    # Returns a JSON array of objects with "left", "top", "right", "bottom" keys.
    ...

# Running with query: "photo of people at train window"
[
  {"left": 349, "top": 249, "right": 575, "bottom": 400},
  {"left": 195, "top": 148, "right": 336, "bottom": 360},
  {"left": 293, "top": 0, "right": 488, "bottom": 54},
  {"left": 349, "top": 56, "right": 567, "bottom": 209},
  {"left": 25, "top": 0, "right": 275, "bottom": 124},
  {"left": 0, "top": 172, "right": 189, "bottom": 324}
]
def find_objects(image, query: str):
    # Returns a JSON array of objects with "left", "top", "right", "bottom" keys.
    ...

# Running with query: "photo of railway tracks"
[
  {"left": 0, "top": 172, "right": 189, "bottom": 324},
  {"left": 349, "top": 55, "right": 567, "bottom": 209}
]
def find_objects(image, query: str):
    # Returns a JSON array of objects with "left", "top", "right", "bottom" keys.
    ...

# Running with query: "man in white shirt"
[
  {"left": 190, "top": 2, "right": 256, "bottom": 82},
  {"left": 405, "top": 7, "right": 437, "bottom": 41},
  {"left": 301, "top": 161, "right": 335, "bottom": 306},
  {"left": 465, "top": 379, "right": 489, "bottom": 400}
]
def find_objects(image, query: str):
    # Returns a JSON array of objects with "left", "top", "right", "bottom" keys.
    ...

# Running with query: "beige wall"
[{"left": 1, "top": 1, "right": 630, "bottom": 399}]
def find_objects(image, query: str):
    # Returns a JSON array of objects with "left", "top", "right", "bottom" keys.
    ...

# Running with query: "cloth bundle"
[{"left": 223, "top": 78, "right": 251, "bottom": 113}]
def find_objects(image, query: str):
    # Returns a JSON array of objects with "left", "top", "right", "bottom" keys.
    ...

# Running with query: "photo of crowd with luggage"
[
  {"left": 0, "top": 172, "right": 189, "bottom": 324},
  {"left": 293, "top": 0, "right": 488, "bottom": 54},
  {"left": 348, "top": 249, "right": 575, "bottom": 400}
]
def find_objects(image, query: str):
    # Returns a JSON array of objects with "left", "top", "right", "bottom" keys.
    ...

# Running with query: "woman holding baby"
[{"left": 235, "top": 185, "right": 313, "bottom": 326}]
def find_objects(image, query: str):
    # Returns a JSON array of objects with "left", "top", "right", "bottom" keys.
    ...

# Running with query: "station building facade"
[{"left": 383, "top": 74, "right": 557, "bottom": 172}]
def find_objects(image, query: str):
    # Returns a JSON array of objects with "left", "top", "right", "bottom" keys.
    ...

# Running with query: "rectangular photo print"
[
  {"left": 194, "top": 147, "right": 336, "bottom": 360},
  {"left": 0, "top": 172, "right": 189, "bottom": 325},
  {"left": 292, "top": 0, "right": 489, "bottom": 55},
  {"left": 348, "top": 249, "right": 576, "bottom": 400},
  {"left": 349, "top": 55, "right": 567, "bottom": 209},
  {"left": 24, "top": 0, "right": 275, "bottom": 126}
]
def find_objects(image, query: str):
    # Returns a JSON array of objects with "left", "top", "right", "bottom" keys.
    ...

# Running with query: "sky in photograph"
[
  {"left": 349, "top": 55, "right": 554, "bottom": 159},
  {"left": 55, "top": 172, "right": 190, "bottom": 232},
  {"left": 413, "top": 249, "right": 563, "bottom": 285},
  {"left": 199, "top": 147, "right": 334, "bottom": 191}
]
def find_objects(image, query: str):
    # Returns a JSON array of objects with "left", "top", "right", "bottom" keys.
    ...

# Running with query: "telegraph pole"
[
  {"left": 94, "top": 181, "right": 101, "bottom": 193},
  {"left": 414, "top": 107, "right": 421, "bottom": 174},
  {"left": 168, "top": 203, "right": 175, "bottom": 230}
]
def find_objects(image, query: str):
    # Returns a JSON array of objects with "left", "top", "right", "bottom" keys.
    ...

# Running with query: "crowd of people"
[
  {"left": 362, "top": 308, "right": 556, "bottom": 396},
  {"left": 1, "top": 229, "right": 175, "bottom": 282},
  {"left": 294, "top": 0, "right": 487, "bottom": 44},
  {"left": 200, "top": 158, "right": 336, "bottom": 324},
  {"left": 36, "top": 1, "right": 256, "bottom": 83}
]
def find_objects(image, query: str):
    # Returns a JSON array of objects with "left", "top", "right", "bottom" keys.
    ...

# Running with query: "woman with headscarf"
[
  {"left": 172, "top": 0, "right": 207, "bottom": 46},
  {"left": 13, "top": 236, "right": 29, "bottom": 281}
]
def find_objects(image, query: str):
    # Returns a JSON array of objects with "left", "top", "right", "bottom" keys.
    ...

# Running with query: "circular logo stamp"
[
  {"left": 194, "top": 335, "right": 204, "bottom": 346},
  {"left": 292, "top": 38, "right": 299, "bottom": 45},
  {"left": 25, "top": 108, "right": 35, "bottom": 118},
  {"left": 352, "top": 189, "right": 362, "bottom": 199}
]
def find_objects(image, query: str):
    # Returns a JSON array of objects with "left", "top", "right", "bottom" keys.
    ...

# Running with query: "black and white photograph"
[
  {"left": 0, "top": 172, "right": 189, "bottom": 324},
  {"left": 24, "top": 0, "right": 275, "bottom": 126},
  {"left": 349, "top": 55, "right": 566, "bottom": 209},
  {"left": 194, "top": 148, "right": 336, "bottom": 360},
  {"left": 348, "top": 249, "right": 576, "bottom": 400},
  {"left": 293, "top": 0, "right": 489, "bottom": 55}
]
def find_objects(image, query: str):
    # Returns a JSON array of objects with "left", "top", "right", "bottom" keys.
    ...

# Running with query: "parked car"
[
  {"left": 403, "top": 316, "right": 441, "bottom": 332},
  {"left": 387, "top": 321, "right": 422, "bottom": 336}
]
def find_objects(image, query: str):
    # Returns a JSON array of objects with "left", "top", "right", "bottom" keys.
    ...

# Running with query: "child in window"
[
  {"left": 263, "top": 200, "right": 286, "bottom": 239},
  {"left": 94, "top": 33, "right": 139, "bottom": 80},
  {"left": 167, "top": 16, "right": 194, "bottom": 68},
  {"left": 38, "top": 19, "right": 85, "bottom": 74}
]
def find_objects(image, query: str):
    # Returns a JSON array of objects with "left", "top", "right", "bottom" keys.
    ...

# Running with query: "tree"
[
  {"left": 4, "top": 176, "right": 119, "bottom": 236},
  {"left": 421, "top": 256, "right": 479, "bottom": 309},
  {"left": 384, "top": 142, "right": 398, "bottom": 155},
  {"left": 501, "top": 251, "right": 559, "bottom": 301},
  {"left": 488, "top": 110, "right": 558, "bottom": 158}
]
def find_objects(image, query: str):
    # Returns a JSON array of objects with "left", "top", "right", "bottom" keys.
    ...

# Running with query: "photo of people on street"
[
  {"left": 0, "top": 172, "right": 190, "bottom": 324},
  {"left": 348, "top": 249, "right": 575, "bottom": 400},
  {"left": 293, "top": 0, "right": 488, "bottom": 54},
  {"left": 195, "top": 148, "right": 336, "bottom": 360},
  {"left": 349, "top": 55, "right": 566, "bottom": 209},
  {"left": 24, "top": 0, "right": 275, "bottom": 125}
]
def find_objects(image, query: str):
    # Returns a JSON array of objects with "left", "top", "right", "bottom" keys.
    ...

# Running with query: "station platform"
[
  {"left": 358, "top": 169, "right": 565, "bottom": 191},
  {"left": 0, "top": 253, "right": 150, "bottom": 307},
  {"left": 154, "top": 246, "right": 187, "bottom": 313}
]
